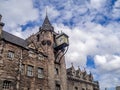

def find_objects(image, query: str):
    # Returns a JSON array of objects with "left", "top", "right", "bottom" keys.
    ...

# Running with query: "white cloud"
[
  {"left": 0, "top": 0, "right": 39, "bottom": 38},
  {"left": 90, "top": 0, "right": 106, "bottom": 9},
  {"left": 54, "top": 21, "right": 120, "bottom": 89},
  {"left": 1, "top": 0, "right": 120, "bottom": 89},
  {"left": 112, "top": 0, "right": 120, "bottom": 19},
  {"left": 40, "top": 6, "right": 60, "bottom": 20},
  {"left": 0, "top": 0, "right": 39, "bottom": 24},
  {"left": 94, "top": 54, "right": 120, "bottom": 89}
]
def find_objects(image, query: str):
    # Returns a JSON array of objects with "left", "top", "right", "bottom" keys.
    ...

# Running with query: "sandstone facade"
[{"left": 0, "top": 14, "right": 99, "bottom": 90}]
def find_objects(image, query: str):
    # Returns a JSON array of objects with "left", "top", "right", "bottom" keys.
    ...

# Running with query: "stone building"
[
  {"left": 0, "top": 14, "right": 99, "bottom": 90},
  {"left": 67, "top": 65, "right": 99, "bottom": 90},
  {"left": 116, "top": 86, "right": 120, "bottom": 90}
]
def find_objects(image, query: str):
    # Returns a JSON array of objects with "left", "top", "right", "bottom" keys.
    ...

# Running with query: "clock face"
[
  {"left": 56, "top": 37, "right": 65, "bottom": 46},
  {"left": 59, "top": 37, "right": 64, "bottom": 43},
  {"left": 55, "top": 34, "right": 69, "bottom": 50}
]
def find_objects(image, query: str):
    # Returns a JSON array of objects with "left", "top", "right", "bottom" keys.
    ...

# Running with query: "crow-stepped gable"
[{"left": 0, "top": 14, "right": 99, "bottom": 90}]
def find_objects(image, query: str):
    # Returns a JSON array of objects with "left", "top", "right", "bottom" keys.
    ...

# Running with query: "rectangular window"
[
  {"left": 38, "top": 68, "right": 44, "bottom": 78},
  {"left": 82, "top": 88, "right": 85, "bottom": 90},
  {"left": 75, "top": 87, "right": 78, "bottom": 90},
  {"left": 3, "top": 80, "right": 12, "bottom": 89},
  {"left": 56, "top": 84, "right": 60, "bottom": 90},
  {"left": 27, "top": 65, "right": 33, "bottom": 77},
  {"left": 29, "top": 51, "right": 34, "bottom": 57},
  {"left": 55, "top": 68, "right": 59, "bottom": 75},
  {"left": 38, "top": 54, "right": 44, "bottom": 60},
  {"left": 7, "top": 51, "right": 14, "bottom": 59},
  {"left": 0, "top": 49, "right": 2, "bottom": 55}
]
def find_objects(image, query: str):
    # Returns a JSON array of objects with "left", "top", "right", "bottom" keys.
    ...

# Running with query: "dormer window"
[
  {"left": 72, "top": 70, "right": 75, "bottom": 76},
  {"left": 7, "top": 51, "right": 14, "bottom": 60},
  {"left": 38, "top": 54, "right": 44, "bottom": 60},
  {"left": 29, "top": 51, "right": 34, "bottom": 57}
]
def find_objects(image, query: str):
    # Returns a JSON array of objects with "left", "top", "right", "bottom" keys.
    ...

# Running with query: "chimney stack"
[
  {"left": 0, "top": 14, "right": 5, "bottom": 30},
  {"left": 0, "top": 14, "right": 5, "bottom": 37}
]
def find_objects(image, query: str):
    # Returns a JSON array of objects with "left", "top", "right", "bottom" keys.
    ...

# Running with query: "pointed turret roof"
[{"left": 41, "top": 15, "right": 54, "bottom": 31}]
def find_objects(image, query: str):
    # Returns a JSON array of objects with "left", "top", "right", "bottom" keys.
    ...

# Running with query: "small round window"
[
  {"left": 41, "top": 40, "right": 46, "bottom": 45},
  {"left": 47, "top": 40, "right": 51, "bottom": 46}
]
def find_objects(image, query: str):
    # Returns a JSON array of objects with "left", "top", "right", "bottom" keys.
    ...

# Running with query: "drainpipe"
[{"left": 16, "top": 49, "right": 23, "bottom": 90}]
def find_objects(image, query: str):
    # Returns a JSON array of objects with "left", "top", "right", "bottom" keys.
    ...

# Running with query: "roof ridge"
[{"left": 2, "top": 30, "right": 25, "bottom": 40}]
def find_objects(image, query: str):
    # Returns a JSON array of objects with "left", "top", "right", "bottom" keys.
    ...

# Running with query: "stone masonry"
[{"left": 0, "top": 14, "right": 99, "bottom": 90}]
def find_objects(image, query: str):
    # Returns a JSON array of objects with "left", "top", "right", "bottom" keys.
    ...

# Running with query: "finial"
[
  {"left": 71, "top": 62, "right": 73, "bottom": 67},
  {"left": 41, "top": 8, "right": 54, "bottom": 31},
  {"left": 61, "top": 30, "right": 62, "bottom": 33},
  {"left": 46, "top": 7, "right": 48, "bottom": 17},
  {"left": 83, "top": 66, "right": 86, "bottom": 71},
  {"left": 89, "top": 71, "right": 92, "bottom": 75}
]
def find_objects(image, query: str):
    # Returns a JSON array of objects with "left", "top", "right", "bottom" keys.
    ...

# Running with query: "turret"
[
  {"left": 40, "top": 15, "right": 54, "bottom": 31},
  {"left": 38, "top": 15, "right": 55, "bottom": 56}
]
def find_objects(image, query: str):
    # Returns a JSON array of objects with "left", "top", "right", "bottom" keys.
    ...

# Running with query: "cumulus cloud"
[
  {"left": 94, "top": 55, "right": 120, "bottom": 72},
  {"left": 90, "top": 0, "right": 106, "bottom": 9},
  {"left": 112, "top": 0, "right": 120, "bottom": 19},
  {"left": 0, "top": 0, "right": 39, "bottom": 37},
  {"left": 94, "top": 54, "right": 120, "bottom": 89},
  {"left": 54, "top": 20, "right": 120, "bottom": 89},
  {"left": 0, "top": 0, "right": 120, "bottom": 89}
]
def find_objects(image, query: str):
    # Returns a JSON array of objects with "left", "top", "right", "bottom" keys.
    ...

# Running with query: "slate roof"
[
  {"left": 0, "top": 15, "right": 53, "bottom": 49},
  {"left": 1, "top": 31, "right": 27, "bottom": 48},
  {"left": 41, "top": 15, "right": 54, "bottom": 31}
]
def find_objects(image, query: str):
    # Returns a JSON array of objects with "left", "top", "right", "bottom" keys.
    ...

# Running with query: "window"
[
  {"left": 3, "top": 80, "right": 12, "bottom": 89},
  {"left": 56, "top": 84, "right": 60, "bottom": 90},
  {"left": 38, "top": 54, "right": 44, "bottom": 60},
  {"left": 29, "top": 51, "right": 34, "bottom": 57},
  {"left": 38, "top": 68, "right": 44, "bottom": 78},
  {"left": 0, "top": 49, "right": 3, "bottom": 55},
  {"left": 75, "top": 87, "right": 78, "bottom": 90},
  {"left": 82, "top": 88, "right": 85, "bottom": 90},
  {"left": 37, "top": 34, "right": 40, "bottom": 42},
  {"left": 27, "top": 65, "right": 33, "bottom": 77},
  {"left": 7, "top": 51, "right": 14, "bottom": 59},
  {"left": 55, "top": 68, "right": 59, "bottom": 75}
]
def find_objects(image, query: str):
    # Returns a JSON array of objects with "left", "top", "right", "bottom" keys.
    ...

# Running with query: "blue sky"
[{"left": 0, "top": 0, "right": 120, "bottom": 90}]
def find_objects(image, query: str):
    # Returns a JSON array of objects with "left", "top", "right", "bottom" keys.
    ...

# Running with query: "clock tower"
[{"left": 36, "top": 15, "right": 69, "bottom": 90}]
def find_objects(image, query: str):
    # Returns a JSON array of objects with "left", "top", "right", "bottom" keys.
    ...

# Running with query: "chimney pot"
[{"left": 0, "top": 14, "right": 2, "bottom": 21}]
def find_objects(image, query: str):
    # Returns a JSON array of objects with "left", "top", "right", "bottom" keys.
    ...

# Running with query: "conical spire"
[{"left": 41, "top": 14, "right": 54, "bottom": 31}]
